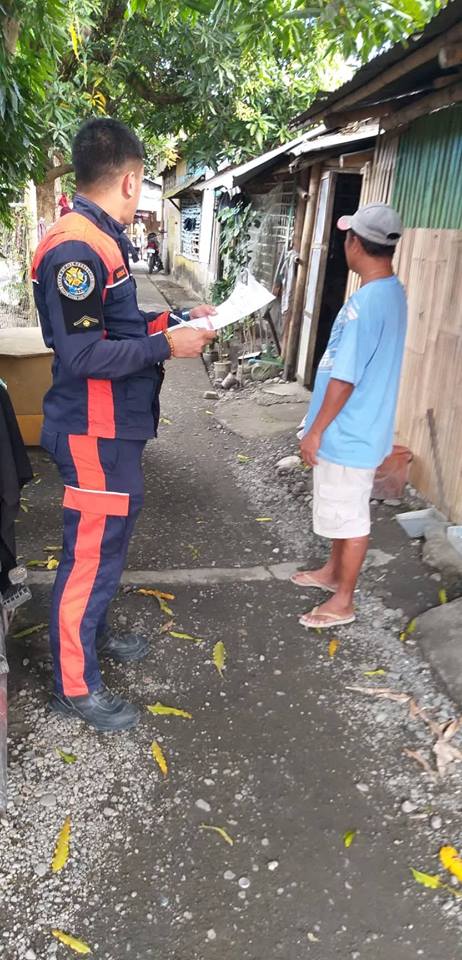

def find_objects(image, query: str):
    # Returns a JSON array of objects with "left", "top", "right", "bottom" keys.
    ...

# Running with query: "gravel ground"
[{"left": 2, "top": 287, "right": 462, "bottom": 958}]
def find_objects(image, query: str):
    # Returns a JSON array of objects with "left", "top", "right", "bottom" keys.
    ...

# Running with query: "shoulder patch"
[
  {"left": 55, "top": 259, "right": 104, "bottom": 336},
  {"left": 57, "top": 261, "right": 96, "bottom": 300}
]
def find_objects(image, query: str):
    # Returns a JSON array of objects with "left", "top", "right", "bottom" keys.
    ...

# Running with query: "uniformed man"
[{"left": 31, "top": 118, "right": 216, "bottom": 731}]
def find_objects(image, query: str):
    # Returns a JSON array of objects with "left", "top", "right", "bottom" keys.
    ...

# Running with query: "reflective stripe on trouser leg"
[
  {"left": 49, "top": 436, "right": 145, "bottom": 696},
  {"left": 51, "top": 487, "right": 130, "bottom": 697}
]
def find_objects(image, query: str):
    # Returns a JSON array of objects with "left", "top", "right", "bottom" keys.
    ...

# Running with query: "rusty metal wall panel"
[{"left": 392, "top": 106, "right": 462, "bottom": 229}]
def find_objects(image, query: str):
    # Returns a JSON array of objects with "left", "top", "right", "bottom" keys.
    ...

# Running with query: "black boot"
[
  {"left": 50, "top": 686, "right": 139, "bottom": 732},
  {"left": 96, "top": 628, "right": 149, "bottom": 663}
]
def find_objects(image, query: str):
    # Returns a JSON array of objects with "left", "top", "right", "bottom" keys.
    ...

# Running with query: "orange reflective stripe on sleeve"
[
  {"left": 87, "top": 381, "right": 116, "bottom": 439},
  {"left": 147, "top": 312, "right": 170, "bottom": 336}
]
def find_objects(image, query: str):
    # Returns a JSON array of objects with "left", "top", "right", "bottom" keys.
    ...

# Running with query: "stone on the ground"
[
  {"left": 203, "top": 390, "right": 219, "bottom": 400},
  {"left": 415, "top": 598, "right": 462, "bottom": 708},
  {"left": 276, "top": 455, "right": 302, "bottom": 472},
  {"left": 221, "top": 372, "right": 239, "bottom": 390},
  {"left": 423, "top": 525, "right": 462, "bottom": 578}
]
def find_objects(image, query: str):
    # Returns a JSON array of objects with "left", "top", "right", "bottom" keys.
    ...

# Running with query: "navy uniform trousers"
[{"left": 42, "top": 430, "right": 145, "bottom": 697}]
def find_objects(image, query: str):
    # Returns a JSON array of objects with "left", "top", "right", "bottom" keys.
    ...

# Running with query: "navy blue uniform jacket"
[{"left": 31, "top": 195, "right": 183, "bottom": 440}]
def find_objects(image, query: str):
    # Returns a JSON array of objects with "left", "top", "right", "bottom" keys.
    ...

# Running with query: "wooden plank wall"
[
  {"left": 394, "top": 227, "right": 462, "bottom": 521},
  {"left": 345, "top": 134, "right": 399, "bottom": 298}
]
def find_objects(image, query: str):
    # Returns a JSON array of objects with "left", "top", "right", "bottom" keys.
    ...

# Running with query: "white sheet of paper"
[{"left": 190, "top": 273, "right": 275, "bottom": 331}]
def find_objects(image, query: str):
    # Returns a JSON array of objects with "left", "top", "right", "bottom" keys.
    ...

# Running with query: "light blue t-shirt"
[{"left": 303, "top": 276, "right": 407, "bottom": 469}]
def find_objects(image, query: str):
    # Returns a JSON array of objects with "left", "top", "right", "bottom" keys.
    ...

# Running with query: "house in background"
[
  {"left": 137, "top": 177, "right": 163, "bottom": 230},
  {"left": 284, "top": 0, "right": 462, "bottom": 520},
  {"left": 160, "top": 159, "right": 218, "bottom": 295},
  {"left": 158, "top": 0, "right": 462, "bottom": 519},
  {"left": 198, "top": 126, "right": 378, "bottom": 346}
]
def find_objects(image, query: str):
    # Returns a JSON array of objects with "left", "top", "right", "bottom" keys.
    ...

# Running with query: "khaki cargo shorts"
[{"left": 313, "top": 457, "right": 375, "bottom": 539}]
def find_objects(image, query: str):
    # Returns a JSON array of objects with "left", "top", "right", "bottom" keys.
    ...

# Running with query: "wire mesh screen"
[{"left": 247, "top": 180, "right": 295, "bottom": 290}]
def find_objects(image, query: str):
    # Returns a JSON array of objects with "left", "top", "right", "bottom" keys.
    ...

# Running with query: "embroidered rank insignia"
[
  {"left": 73, "top": 316, "right": 100, "bottom": 329},
  {"left": 57, "top": 261, "right": 96, "bottom": 300}
]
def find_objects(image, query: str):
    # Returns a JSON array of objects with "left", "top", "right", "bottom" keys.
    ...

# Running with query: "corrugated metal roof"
[
  {"left": 291, "top": 0, "right": 462, "bottom": 127},
  {"left": 162, "top": 173, "right": 205, "bottom": 200},
  {"left": 198, "top": 123, "right": 378, "bottom": 192},
  {"left": 289, "top": 122, "right": 379, "bottom": 159},
  {"left": 197, "top": 127, "right": 326, "bottom": 191}
]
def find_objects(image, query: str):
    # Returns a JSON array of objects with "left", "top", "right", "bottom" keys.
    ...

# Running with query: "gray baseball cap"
[{"left": 337, "top": 202, "right": 403, "bottom": 246}]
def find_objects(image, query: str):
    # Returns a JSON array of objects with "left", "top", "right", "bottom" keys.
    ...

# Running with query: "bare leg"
[
  {"left": 292, "top": 538, "right": 344, "bottom": 589},
  {"left": 300, "top": 535, "right": 369, "bottom": 623}
]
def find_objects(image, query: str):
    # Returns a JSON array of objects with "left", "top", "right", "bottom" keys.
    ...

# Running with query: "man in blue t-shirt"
[{"left": 292, "top": 203, "right": 407, "bottom": 630}]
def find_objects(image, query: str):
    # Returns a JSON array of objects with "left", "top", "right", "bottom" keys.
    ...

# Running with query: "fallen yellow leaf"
[
  {"left": 169, "top": 631, "right": 204, "bottom": 643},
  {"left": 158, "top": 597, "right": 174, "bottom": 617},
  {"left": 151, "top": 741, "right": 168, "bottom": 778},
  {"left": 160, "top": 416, "right": 172, "bottom": 424},
  {"left": 44, "top": 545, "right": 61, "bottom": 551},
  {"left": 255, "top": 517, "right": 272, "bottom": 522},
  {"left": 440, "top": 846, "right": 462, "bottom": 882},
  {"left": 200, "top": 823, "right": 234, "bottom": 846},
  {"left": 51, "top": 816, "right": 71, "bottom": 873},
  {"left": 56, "top": 748, "right": 77, "bottom": 764},
  {"left": 47, "top": 557, "right": 59, "bottom": 570},
  {"left": 52, "top": 930, "right": 91, "bottom": 954},
  {"left": 439, "top": 588, "right": 448, "bottom": 605},
  {"left": 363, "top": 668, "right": 387, "bottom": 676},
  {"left": 147, "top": 702, "right": 192, "bottom": 719},
  {"left": 205, "top": 410, "right": 214, "bottom": 415},
  {"left": 410, "top": 867, "right": 442, "bottom": 889},
  {"left": 213, "top": 640, "right": 227, "bottom": 678},
  {"left": 137, "top": 588, "right": 175, "bottom": 601},
  {"left": 343, "top": 829, "right": 356, "bottom": 848},
  {"left": 12, "top": 622, "right": 47, "bottom": 639},
  {"left": 237, "top": 454, "right": 252, "bottom": 462},
  {"left": 328, "top": 638, "right": 339, "bottom": 658},
  {"left": 307, "top": 932, "right": 320, "bottom": 943},
  {"left": 406, "top": 618, "right": 417, "bottom": 634}
]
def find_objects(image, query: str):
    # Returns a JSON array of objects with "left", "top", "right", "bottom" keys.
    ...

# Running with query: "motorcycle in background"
[{"left": 146, "top": 233, "right": 163, "bottom": 274}]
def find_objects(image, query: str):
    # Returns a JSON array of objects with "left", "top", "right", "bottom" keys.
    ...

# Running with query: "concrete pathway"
[{"left": 2, "top": 272, "right": 462, "bottom": 960}]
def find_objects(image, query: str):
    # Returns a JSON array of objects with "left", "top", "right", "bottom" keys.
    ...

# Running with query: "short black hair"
[
  {"left": 72, "top": 118, "right": 144, "bottom": 188},
  {"left": 350, "top": 229, "right": 397, "bottom": 258}
]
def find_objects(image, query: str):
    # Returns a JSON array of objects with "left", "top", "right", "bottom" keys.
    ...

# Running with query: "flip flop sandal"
[
  {"left": 299, "top": 606, "right": 356, "bottom": 630},
  {"left": 290, "top": 572, "right": 336, "bottom": 593}
]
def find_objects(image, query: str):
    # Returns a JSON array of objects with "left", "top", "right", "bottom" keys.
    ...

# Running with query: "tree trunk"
[{"left": 35, "top": 177, "right": 61, "bottom": 227}]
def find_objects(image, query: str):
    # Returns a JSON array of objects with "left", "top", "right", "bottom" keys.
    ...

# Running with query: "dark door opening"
[{"left": 309, "top": 172, "right": 362, "bottom": 388}]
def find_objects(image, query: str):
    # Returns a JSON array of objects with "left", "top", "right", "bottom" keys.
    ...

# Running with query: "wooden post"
[
  {"left": 283, "top": 162, "right": 322, "bottom": 381},
  {"left": 281, "top": 168, "right": 309, "bottom": 357}
]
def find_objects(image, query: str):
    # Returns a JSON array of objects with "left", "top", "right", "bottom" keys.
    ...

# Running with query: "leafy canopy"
[{"left": 0, "top": 0, "right": 446, "bottom": 222}]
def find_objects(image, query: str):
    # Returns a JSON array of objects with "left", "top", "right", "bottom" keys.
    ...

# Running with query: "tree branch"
[
  {"left": 127, "top": 74, "right": 186, "bottom": 105},
  {"left": 44, "top": 163, "right": 74, "bottom": 182}
]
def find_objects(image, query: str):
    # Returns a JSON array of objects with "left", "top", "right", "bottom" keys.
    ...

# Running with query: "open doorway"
[{"left": 296, "top": 170, "right": 362, "bottom": 388}]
